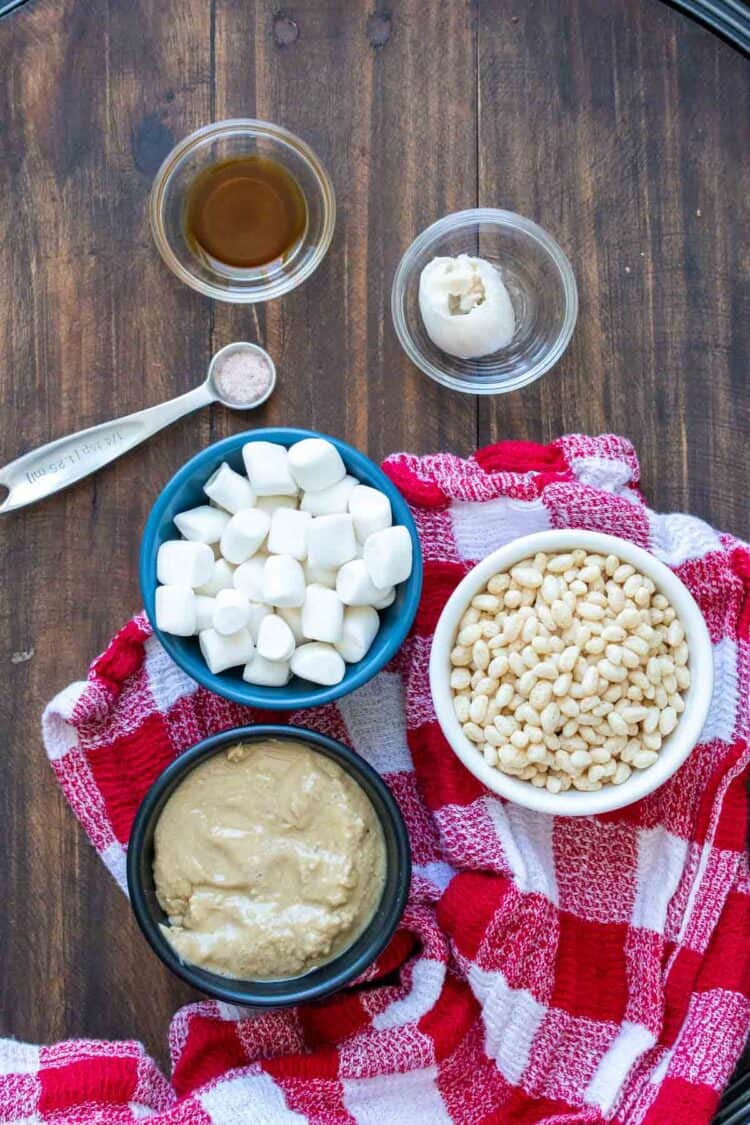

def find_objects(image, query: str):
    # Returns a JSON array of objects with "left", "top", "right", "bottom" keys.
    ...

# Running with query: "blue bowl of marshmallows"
[{"left": 140, "top": 428, "right": 423, "bottom": 710}]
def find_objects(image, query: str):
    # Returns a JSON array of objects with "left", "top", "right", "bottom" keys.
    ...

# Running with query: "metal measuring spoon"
[{"left": 0, "top": 342, "right": 276, "bottom": 514}]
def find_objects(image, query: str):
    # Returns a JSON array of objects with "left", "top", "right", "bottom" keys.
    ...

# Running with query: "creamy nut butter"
[{"left": 153, "top": 739, "right": 386, "bottom": 980}]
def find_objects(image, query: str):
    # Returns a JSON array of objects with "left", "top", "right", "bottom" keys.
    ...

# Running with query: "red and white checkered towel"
[{"left": 5, "top": 435, "right": 749, "bottom": 1124}]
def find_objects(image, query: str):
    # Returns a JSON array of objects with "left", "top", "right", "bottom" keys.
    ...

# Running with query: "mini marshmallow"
[
  {"left": 247, "top": 601, "right": 272, "bottom": 642},
  {"left": 233, "top": 555, "right": 267, "bottom": 602},
  {"left": 307, "top": 513, "right": 357, "bottom": 570},
  {"left": 243, "top": 653, "right": 291, "bottom": 687},
  {"left": 290, "top": 642, "right": 346, "bottom": 686},
  {"left": 304, "top": 560, "right": 337, "bottom": 589},
  {"left": 212, "top": 588, "right": 251, "bottom": 635},
  {"left": 195, "top": 558, "right": 236, "bottom": 597},
  {"left": 267, "top": 508, "right": 312, "bottom": 561},
  {"left": 203, "top": 462, "right": 255, "bottom": 514},
  {"left": 155, "top": 585, "right": 196, "bottom": 636},
  {"left": 220, "top": 508, "right": 270, "bottom": 565},
  {"left": 288, "top": 438, "right": 346, "bottom": 492},
  {"left": 373, "top": 586, "right": 396, "bottom": 610},
  {"left": 157, "top": 541, "right": 214, "bottom": 588},
  {"left": 336, "top": 559, "right": 384, "bottom": 606},
  {"left": 277, "top": 605, "right": 305, "bottom": 643},
  {"left": 242, "top": 441, "right": 297, "bottom": 497},
  {"left": 301, "top": 584, "right": 344, "bottom": 644},
  {"left": 336, "top": 606, "right": 380, "bottom": 663},
  {"left": 255, "top": 494, "right": 298, "bottom": 514},
  {"left": 300, "top": 475, "right": 358, "bottom": 516},
  {"left": 174, "top": 505, "right": 230, "bottom": 544},
  {"left": 199, "top": 627, "right": 254, "bottom": 674},
  {"left": 262, "top": 554, "right": 306, "bottom": 607},
  {"left": 364, "top": 525, "right": 413, "bottom": 589},
  {"left": 349, "top": 485, "right": 392, "bottom": 542},
  {"left": 194, "top": 595, "right": 216, "bottom": 632},
  {"left": 257, "top": 614, "right": 296, "bottom": 662}
]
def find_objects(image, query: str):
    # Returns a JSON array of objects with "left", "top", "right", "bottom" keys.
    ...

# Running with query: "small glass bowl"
[
  {"left": 391, "top": 209, "right": 578, "bottom": 395},
  {"left": 150, "top": 119, "right": 336, "bottom": 304}
]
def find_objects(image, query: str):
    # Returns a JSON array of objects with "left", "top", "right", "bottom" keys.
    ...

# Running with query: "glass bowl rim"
[
  {"left": 149, "top": 118, "right": 336, "bottom": 304},
  {"left": 390, "top": 207, "right": 578, "bottom": 396}
]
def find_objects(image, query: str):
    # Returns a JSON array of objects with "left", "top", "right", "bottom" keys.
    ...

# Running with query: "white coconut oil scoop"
[{"left": 0, "top": 342, "right": 276, "bottom": 514}]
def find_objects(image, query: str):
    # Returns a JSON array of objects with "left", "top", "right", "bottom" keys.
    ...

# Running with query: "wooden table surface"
[{"left": 0, "top": 0, "right": 748, "bottom": 1080}]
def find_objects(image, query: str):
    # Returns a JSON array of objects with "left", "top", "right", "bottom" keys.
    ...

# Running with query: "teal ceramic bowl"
[{"left": 139, "top": 428, "right": 423, "bottom": 709}]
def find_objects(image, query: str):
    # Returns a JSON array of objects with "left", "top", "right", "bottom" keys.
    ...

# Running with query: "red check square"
[{"left": 551, "top": 912, "right": 629, "bottom": 1023}]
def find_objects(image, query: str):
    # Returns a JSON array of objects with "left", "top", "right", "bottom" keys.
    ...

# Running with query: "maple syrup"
[{"left": 185, "top": 156, "right": 307, "bottom": 269}]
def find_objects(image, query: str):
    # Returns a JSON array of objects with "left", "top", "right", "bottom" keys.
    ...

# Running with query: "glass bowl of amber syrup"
[{"left": 150, "top": 120, "right": 336, "bottom": 303}]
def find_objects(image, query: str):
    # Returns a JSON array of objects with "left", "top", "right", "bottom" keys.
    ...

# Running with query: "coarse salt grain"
[{"left": 213, "top": 349, "right": 273, "bottom": 406}]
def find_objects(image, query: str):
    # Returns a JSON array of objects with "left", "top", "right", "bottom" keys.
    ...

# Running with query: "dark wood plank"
[
  {"left": 477, "top": 0, "right": 750, "bottom": 536},
  {"left": 210, "top": 0, "right": 478, "bottom": 460},
  {"left": 0, "top": 0, "right": 213, "bottom": 1061}
]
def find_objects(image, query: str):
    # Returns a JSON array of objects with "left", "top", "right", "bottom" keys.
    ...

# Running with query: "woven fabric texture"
[{"left": 2, "top": 435, "right": 748, "bottom": 1125}]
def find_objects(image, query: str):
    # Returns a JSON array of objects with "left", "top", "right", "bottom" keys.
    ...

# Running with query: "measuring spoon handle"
[{"left": 0, "top": 384, "right": 214, "bottom": 514}]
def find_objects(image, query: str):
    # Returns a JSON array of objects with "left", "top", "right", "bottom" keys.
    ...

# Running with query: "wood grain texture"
[
  {"left": 210, "top": 0, "right": 477, "bottom": 456},
  {"left": 478, "top": 0, "right": 750, "bottom": 532},
  {"left": 0, "top": 0, "right": 747, "bottom": 1080},
  {"left": 0, "top": 0, "right": 213, "bottom": 1057}
]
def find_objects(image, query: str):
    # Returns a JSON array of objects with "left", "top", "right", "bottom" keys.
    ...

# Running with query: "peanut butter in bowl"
[{"left": 152, "top": 738, "right": 387, "bottom": 981}]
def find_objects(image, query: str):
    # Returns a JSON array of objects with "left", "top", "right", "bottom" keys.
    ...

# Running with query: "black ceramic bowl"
[{"left": 126, "top": 724, "right": 411, "bottom": 1006}]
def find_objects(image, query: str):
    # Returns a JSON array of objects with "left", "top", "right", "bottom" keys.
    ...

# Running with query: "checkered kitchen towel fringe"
[{"left": 4, "top": 435, "right": 749, "bottom": 1124}]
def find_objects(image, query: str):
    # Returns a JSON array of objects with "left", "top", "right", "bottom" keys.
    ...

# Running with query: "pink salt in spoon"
[{"left": 0, "top": 342, "right": 276, "bottom": 514}]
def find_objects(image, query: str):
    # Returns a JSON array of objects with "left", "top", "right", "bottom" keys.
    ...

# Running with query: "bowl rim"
[
  {"left": 139, "top": 427, "right": 423, "bottom": 709},
  {"left": 149, "top": 118, "right": 336, "bottom": 304},
  {"left": 429, "top": 529, "right": 714, "bottom": 816},
  {"left": 391, "top": 207, "right": 579, "bottom": 395},
  {"left": 126, "top": 724, "right": 412, "bottom": 1005}
]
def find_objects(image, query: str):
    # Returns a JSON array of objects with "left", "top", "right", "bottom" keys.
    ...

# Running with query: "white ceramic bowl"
[{"left": 429, "top": 530, "right": 714, "bottom": 816}]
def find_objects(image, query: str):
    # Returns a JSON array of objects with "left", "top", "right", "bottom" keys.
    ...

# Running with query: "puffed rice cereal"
[{"left": 450, "top": 549, "right": 690, "bottom": 793}]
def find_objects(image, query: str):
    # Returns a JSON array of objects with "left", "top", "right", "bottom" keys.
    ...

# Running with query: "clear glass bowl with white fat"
[{"left": 391, "top": 209, "right": 578, "bottom": 395}]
